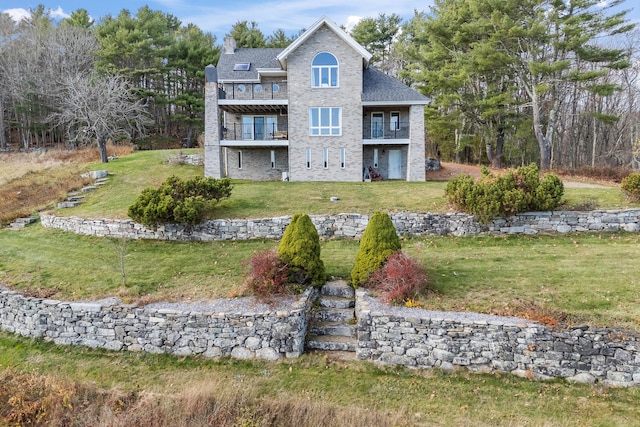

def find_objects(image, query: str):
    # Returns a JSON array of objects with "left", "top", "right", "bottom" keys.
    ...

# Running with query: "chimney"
[{"left": 224, "top": 36, "right": 236, "bottom": 54}]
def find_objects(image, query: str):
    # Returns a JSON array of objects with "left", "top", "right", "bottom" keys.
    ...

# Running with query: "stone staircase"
[
  {"left": 306, "top": 280, "right": 357, "bottom": 353},
  {"left": 7, "top": 217, "right": 37, "bottom": 230}
]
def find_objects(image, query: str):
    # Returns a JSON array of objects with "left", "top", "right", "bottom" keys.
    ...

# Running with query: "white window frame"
[
  {"left": 241, "top": 115, "right": 278, "bottom": 140},
  {"left": 270, "top": 150, "right": 276, "bottom": 169},
  {"left": 340, "top": 148, "right": 346, "bottom": 169},
  {"left": 309, "top": 107, "right": 341, "bottom": 136},
  {"left": 311, "top": 52, "right": 339, "bottom": 88},
  {"left": 390, "top": 111, "right": 400, "bottom": 130},
  {"left": 371, "top": 112, "right": 384, "bottom": 139},
  {"left": 305, "top": 148, "right": 312, "bottom": 169},
  {"left": 323, "top": 148, "right": 329, "bottom": 169}
]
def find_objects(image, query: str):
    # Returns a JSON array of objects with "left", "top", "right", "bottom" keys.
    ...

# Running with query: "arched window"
[{"left": 311, "top": 52, "right": 338, "bottom": 87}]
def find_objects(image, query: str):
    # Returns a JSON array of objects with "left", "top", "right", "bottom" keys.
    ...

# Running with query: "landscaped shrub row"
[
  {"left": 127, "top": 175, "right": 232, "bottom": 226},
  {"left": 445, "top": 164, "right": 564, "bottom": 223},
  {"left": 245, "top": 212, "right": 430, "bottom": 304}
]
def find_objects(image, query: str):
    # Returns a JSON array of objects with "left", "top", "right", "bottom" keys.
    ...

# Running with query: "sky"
[
  {"left": 2, "top": 0, "right": 638, "bottom": 43},
  {"left": 1, "top": 0, "right": 431, "bottom": 41}
]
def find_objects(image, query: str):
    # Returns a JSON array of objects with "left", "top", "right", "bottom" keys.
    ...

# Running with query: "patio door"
[
  {"left": 388, "top": 149, "right": 402, "bottom": 179},
  {"left": 371, "top": 112, "right": 383, "bottom": 139}
]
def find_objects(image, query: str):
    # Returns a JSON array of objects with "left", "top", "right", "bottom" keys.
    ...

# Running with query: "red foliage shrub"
[
  {"left": 243, "top": 249, "right": 290, "bottom": 301},
  {"left": 367, "top": 251, "right": 430, "bottom": 305}
]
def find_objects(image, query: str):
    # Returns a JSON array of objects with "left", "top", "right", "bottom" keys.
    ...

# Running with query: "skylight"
[{"left": 234, "top": 63, "right": 251, "bottom": 71}]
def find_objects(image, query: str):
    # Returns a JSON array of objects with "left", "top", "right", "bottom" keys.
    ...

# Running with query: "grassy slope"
[{"left": 3, "top": 149, "right": 640, "bottom": 426}]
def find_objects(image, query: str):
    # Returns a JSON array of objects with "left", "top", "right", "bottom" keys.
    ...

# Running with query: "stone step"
[
  {"left": 66, "top": 195, "right": 85, "bottom": 202},
  {"left": 81, "top": 186, "right": 97, "bottom": 192},
  {"left": 309, "top": 321, "right": 356, "bottom": 337},
  {"left": 321, "top": 281, "right": 355, "bottom": 299},
  {"left": 311, "top": 308, "right": 355, "bottom": 323},
  {"left": 306, "top": 335, "right": 357, "bottom": 352},
  {"left": 57, "top": 201, "right": 82, "bottom": 209},
  {"left": 13, "top": 217, "right": 37, "bottom": 225},
  {"left": 319, "top": 295, "right": 354, "bottom": 309}
]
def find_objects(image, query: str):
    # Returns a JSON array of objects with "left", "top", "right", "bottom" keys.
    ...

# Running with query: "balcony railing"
[
  {"left": 363, "top": 122, "right": 410, "bottom": 140},
  {"left": 219, "top": 82, "right": 288, "bottom": 101},
  {"left": 222, "top": 123, "right": 288, "bottom": 141}
]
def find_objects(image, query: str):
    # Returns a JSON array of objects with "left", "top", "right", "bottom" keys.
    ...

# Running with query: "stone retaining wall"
[
  {"left": 0, "top": 286, "right": 315, "bottom": 360},
  {"left": 355, "top": 292, "right": 640, "bottom": 387},
  {"left": 40, "top": 209, "right": 640, "bottom": 241}
]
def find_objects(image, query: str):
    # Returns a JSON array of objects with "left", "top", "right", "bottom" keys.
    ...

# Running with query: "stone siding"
[
  {"left": 224, "top": 147, "right": 289, "bottom": 181},
  {"left": 0, "top": 286, "right": 316, "bottom": 360},
  {"left": 41, "top": 209, "right": 640, "bottom": 241},
  {"left": 287, "top": 25, "right": 363, "bottom": 182},
  {"left": 355, "top": 292, "right": 640, "bottom": 387}
]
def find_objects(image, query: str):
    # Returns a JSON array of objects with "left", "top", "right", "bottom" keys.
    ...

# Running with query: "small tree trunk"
[{"left": 98, "top": 135, "right": 109, "bottom": 163}]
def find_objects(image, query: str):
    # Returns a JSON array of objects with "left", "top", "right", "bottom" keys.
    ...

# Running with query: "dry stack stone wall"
[
  {"left": 40, "top": 209, "right": 640, "bottom": 241},
  {"left": 355, "top": 292, "right": 640, "bottom": 387},
  {"left": 0, "top": 286, "right": 316, "bottom": 360}
]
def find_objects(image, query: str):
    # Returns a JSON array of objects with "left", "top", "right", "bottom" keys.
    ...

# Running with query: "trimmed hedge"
[
  {"left": 445, "top": 164, "right": 564, "bottom": 223},
  {"left": 350, "top": 212, "right": 401, "bottom": 287},
  {"left": 278, "top": 213, "right": 326, "bottom": 287},
  {"left": 127, "top": 175, "right": 232, "bottom": 227}
]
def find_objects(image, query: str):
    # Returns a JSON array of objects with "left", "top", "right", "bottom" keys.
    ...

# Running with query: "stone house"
[{"left": 204, "top": 16, "right": 429, "bottom": 182}]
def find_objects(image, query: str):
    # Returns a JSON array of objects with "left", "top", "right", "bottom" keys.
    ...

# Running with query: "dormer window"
[
  {"left": 233, "top": 63, "right": 251, "bottom": 71},
  {"left": 311, "top": 52, "right": 338, "bottom": 87}
]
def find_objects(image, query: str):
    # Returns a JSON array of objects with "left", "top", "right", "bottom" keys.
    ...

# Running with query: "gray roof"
[
  {"left": 217, "top": 48, "right": 284, "bottom": 81},
  {"left": 362, "top": 67, "right": 429, "bottom": 104},
  {"left": 216, "top": 48, "right": 429, "bottom": 105}
]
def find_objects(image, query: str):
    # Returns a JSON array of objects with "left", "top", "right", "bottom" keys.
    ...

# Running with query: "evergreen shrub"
[
  {"left": 621, "top": 173, "right": 640, "bottom": 202},
  {"left": 277, "top": 213, "right": 325, "bottom": 286},
  {"left": 445, "top": 164, "right": 564, "bottom": 223},
  {"left": 350, "top": 212, "right": 401, "bottom": 286},
  {"left": 128, "top": 175, "right": 232, "bottom": 226}
]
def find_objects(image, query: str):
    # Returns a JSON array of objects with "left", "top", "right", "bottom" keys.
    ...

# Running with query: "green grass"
[
  {"left": 60, "top": 149, "right": 638, "bottom": 220},
  {"left": 1, "top": 331, "right": 639, "bottom": 426},
  {"left": 3, "top": 149, "right": 640, "bottom": 425},
  {"left": 2, "top": 225, "right": 640, "bottom": 328}
]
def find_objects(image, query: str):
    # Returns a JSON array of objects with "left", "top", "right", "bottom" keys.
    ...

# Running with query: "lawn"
[{"left": 2, "top": 148, "right": 640, "bottom": 426}]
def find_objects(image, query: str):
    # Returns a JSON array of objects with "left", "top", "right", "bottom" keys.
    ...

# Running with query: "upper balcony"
[
  {"left": 362, "top": 122, "right": 411, "bottom": 144},
  {"left": 218, "top": 82, "right": 288, "bottom": 114}
]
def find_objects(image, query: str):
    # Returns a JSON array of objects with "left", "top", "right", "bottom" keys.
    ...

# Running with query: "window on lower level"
[
  {"left": 323, "top": 148, "right": 329, "bottom": 169},
  {"left": 305, "top": 148, "right": 311, "bottom": 169}
]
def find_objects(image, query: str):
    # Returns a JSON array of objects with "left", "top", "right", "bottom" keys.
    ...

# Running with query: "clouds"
[{"left": 3, "top": 6, "right": 69, "bottom": 22}]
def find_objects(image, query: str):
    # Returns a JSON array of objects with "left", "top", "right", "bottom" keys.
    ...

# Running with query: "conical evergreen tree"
[
  {"left": 351, "top": 212, "right": 401, "bottom": 286},
  {"left": 278, "top": 213, "right": 325, "bottom": 286}
]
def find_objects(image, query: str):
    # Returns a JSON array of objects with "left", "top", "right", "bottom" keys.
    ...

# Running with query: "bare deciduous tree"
[{"left": 48, "top": 73, "right": 150, "bottom": 162}]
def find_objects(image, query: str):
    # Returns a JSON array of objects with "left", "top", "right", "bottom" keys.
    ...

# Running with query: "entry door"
[{"left": 388, "top": 149, "right": 402, "bottom": 179}]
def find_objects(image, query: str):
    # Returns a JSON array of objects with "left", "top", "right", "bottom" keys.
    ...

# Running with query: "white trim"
[
  {"left": 276, "top": 16, "right": 372, "bottom": 70},
  {"left": 305, "top": 148, "right": 312, "bottom": 169},
  {"left": 256, "top": 68, "right": 287, "bottom": 77},
  {"left": 323, "top": 148, "right": 329, "bottom": 169},
  {"left": 221, "top": 140, "right": 289, "bottom": 147},
  {"left": 339, "top": 148, "right": 346, "bottom": 169},
  {"left": 362, "top": 100, "right": 429, "bottom": 106},
  {"left": 218, "top": 99, "right": 288, "bottom": 107},
  {"left": 270, "top": 150, "right": 276, "bottom": 169}
]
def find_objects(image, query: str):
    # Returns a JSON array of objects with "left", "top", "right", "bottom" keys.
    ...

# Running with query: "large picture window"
[
  {"left": 309, "top": 107, "right": 341, "bottom": 136},
  {"left": 311, "top": 52, "right": 338, "bottom": 87}
]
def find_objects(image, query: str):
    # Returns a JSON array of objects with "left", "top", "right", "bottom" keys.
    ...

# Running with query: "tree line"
[{"left": 0, "top": 2, "right": 638, "bottom": 169}]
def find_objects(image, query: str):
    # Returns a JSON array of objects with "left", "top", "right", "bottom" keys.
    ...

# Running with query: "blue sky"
[
  {"left": 2, "top": 0, "right": 638, "bottom": 43},
  {"left": 1, "top": 0, "right": 429, "bottom": 41}
]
